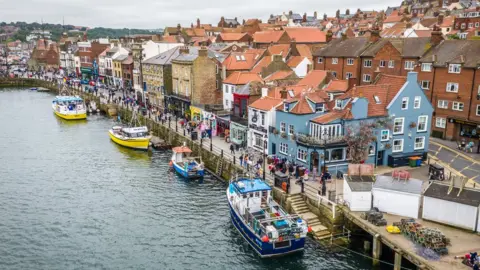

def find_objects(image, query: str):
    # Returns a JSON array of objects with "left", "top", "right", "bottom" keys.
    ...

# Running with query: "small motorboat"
[
  {"left": 30, "top": 87, "right": 38, "bottom": 91},
  {"left": 109, "top": 126, "right": 151, "bottom": 150},
  {"left": 52, "top": 96, "right": 87, "bottom": 120},
  {"left": 170, "top": 145, "right": 204, "bottom": 179}
]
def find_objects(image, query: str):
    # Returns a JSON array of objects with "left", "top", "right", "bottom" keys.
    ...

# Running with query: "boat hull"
[
  {"left": 227, "top": 198, "right": 305, "bottom": 258},
  {"left": 108, "top": 130, "right": 150, "bottom": 150},
  {"left": 53, "top": 109, "right": 87, "bottom": 120},
  {"left": 172, "top": 161, "right": 204, "bottom": 179}
]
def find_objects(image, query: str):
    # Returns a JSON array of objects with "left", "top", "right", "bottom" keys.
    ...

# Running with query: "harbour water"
[{"left": 0, "top": 89, "right": 381, "bottom": 269}]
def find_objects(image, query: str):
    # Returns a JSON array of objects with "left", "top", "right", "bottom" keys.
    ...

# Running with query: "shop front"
[
  {"left": 80, "top": 67, "right": 92, "bottom": 80},
  {"left": 216, "top": 115, "right": 230, "bottom": 138},
  {"left": 202, "top": 111, "right": 217, "bottom": 137},
  {"left": 230, "top": 118, "right": 248, "bottom": 150},
  {"left": 447, "top": 118, "right": 480, "bottom": 153},
  {"left": 190, "top": 106, "right": 202, "bottom": 122},
  {"left": 166, "top": 95, "right": 190, "bottom": 118}
]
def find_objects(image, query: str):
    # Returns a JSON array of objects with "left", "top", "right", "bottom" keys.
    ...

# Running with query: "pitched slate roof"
[
  {"left": 143, "top": 46, "right": 180, "bottom": 65},
  {"left": 284, "top": 27, "right": 327, "bottom": 43},
  {"left": 223, "top": 71, "right": 262, "bottom": 85},
  {"left": 313, "top": 37, "right": 370, "bottom": 57},
  {"left": 361, "top": 38, "right": 432, "bottom": 58},
  {"left": 419, "top": 40, "right": 480, "bottom": 68},
  {"left": 253, "top": 30, "right": 287, "bottom": 43},
  {"left": 424, "top": 182, "right": 480, "bottom": 207}
]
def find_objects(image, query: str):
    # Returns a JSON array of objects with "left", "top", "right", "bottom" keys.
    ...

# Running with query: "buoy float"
[
  {"left": 261, "top": 235, "right": 269, "bottom": 243},
  {"left": 308, "top": 226, "right": 312, "bottom": 233}
]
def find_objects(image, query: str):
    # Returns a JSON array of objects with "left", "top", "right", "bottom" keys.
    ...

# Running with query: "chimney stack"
[
  {"left": 314, "top": 11, "right": 318, "bottom": 19},
  {"left": 437, "top": 14, "right": 444, "bottom": 25},
  {"left": 197, "top": 18, "right": 200, "bottom": 28},
  {"left": 198, "top": 46, "right": 208, "bottom": 57},
  {"left": 280, "top": 87, "right": 287, "bottom": 99},
  {"left": 323, "top": 13, "right": 327, "bottom": 21},
  {"left": 347, "top": 77, "right": 358, "bottom": 90},
  {"left": 369, "top": 25, "right": 381, "bottom": 43},
  {"left": 326, "top": 30, "right": 333, "bottom": 42},
  {"left": 336, "top": 9, "right": 340, "bottom": 19},
  {"left": 430, "top": 25, "right": 444, "bottom": 46},
  {"left": 289, "top": 10, "right": 293, "bottom": 16},
  {"left": 179, "top": 46, "right": 189, "bottom": 54}
]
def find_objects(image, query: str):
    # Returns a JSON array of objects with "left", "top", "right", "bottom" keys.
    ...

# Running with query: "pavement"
[{"left": 428, "top": 138, "right": 480, "bottom": 185}]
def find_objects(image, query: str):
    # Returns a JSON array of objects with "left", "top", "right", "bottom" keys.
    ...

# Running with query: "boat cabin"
[
  {"left": 112, "top": 126, "right": 149, "bottom": 138},
  {"left": 53, "top": 96, "right": 85, "bottom": 111}
]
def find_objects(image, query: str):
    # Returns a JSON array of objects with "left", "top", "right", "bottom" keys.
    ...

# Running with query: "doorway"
[
  {"left": 377, "top": 150, "right": 384, "bottom": 166},
  {"left": 271, "top": 143, "right": 276, "bottom": 155},
  {"left": 310, "top": 150, "right": 319, "bottom": 171}
]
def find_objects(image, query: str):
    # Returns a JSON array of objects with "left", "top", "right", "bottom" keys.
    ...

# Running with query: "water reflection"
[{"left": 111, "top": 141, "right": 151, "bottom": 161}]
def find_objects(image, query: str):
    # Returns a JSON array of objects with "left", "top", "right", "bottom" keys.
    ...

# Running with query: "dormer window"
[
  {"left": 315, "top": 103, "right": 324, "bottom": 112},
  {"left": 284, "top": 103, "right": 290, "bottom": 112},
  {"left": 335, "top": 99, "right": 342, "bottom": 109}
]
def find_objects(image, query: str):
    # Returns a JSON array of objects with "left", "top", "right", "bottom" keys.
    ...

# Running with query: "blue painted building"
[{"left": 268, "top": 72, "right": 434, "bottom": 176}]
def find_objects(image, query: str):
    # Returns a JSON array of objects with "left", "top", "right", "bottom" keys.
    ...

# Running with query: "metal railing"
[{"left": 303, "top": 181, "right": 338, "bottom": 219}]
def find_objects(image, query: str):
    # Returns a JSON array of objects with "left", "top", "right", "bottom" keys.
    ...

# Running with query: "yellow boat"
[
  {"left": 109, "top": 126, "right": 151, "bottom": 150},
  {"left": 52, "top": 96, "right": 87, "bottom": 120}
]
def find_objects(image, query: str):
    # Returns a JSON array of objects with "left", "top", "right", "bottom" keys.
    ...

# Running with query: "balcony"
[{"left": 296, "top": 133, "right": 346, "bottom": 147}]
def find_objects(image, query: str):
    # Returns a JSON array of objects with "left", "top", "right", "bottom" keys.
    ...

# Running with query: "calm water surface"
[{"left": 0, "top": 89, "right": 380, "bottom": 269}]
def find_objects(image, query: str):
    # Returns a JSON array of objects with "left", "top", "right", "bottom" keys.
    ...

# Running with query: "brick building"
[
  {"left": 121, "top": 55, "right": 133, "bottom": 89},
  {"left": 418, "top": 39, "right": 480, "bottom": 147},
  {"left": 252, "top": 30, "right": 291, "bottom": 48}
]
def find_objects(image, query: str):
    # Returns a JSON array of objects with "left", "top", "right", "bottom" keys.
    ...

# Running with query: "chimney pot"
[{"left": 347, "top": 77, "right": 358, "bottom": 90}]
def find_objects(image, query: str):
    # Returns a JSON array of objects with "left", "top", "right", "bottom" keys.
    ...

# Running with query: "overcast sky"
[{"left": 1, "top": 0, "right": 400, "bottom": 29}]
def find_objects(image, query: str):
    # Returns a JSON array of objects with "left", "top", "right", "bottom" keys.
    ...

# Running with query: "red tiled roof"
[
  {"left": 296, "top": 70, "right": 328, "bottom": 88},
  {"left": 284, "top": 27, "right": 327, "bottom": 43},
  {"left": 265, "top": 70, "right": 294, "bottom": 82},
  {"left": 312, "top": 110, "right": 352, "bottom": 124},
  {"left": 323, "top": 80, "right": 348, "bottom": 92},
  {"left": 440, "top": 16, "right": 454, "bottom": 28},
  {"left": 223, "top": 52, "right": 262, "bottom": 71},
  {"left": 384, "top": 11, "right": 403, "bottom": 23},
  {"left": 295, "top": 44, "right": 312, "bottom": 60},
  {"left": 286, "top": 56, "right": 305, "bottom": 67},
  {"left": 251, "top": 56, "right": 272, "bottom": 73},
  {"left": 218, "top": 33, "right": 249, "bottom": 41},
  {"left": 253, "top": 30, "right": 286, "bottom": 43},
  {"left": 249, "top": 96, "right": 282, "bottom": 111},
  {"left": 415, "top": 30, "right": 433, "bottom": 38},
  {"left": 268, "top": 44, "right": 290, "bottom": 58},
  {"left": 223, "top": 71, "right": 262, "bottom": 85},
  {"left": 269, "top": 85, "right": 308, "bottom": 99},
  {"left": 374, "top": 73, "right": 407, "bottom": 104}
]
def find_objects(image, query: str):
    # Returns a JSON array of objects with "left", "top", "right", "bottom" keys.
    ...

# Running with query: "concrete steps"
[{"left": 287, "top": 194, "right": 331, "bottom": 240}]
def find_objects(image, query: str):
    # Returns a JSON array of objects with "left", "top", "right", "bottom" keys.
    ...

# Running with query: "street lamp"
[
  {"left": 210, "top": 118, "right": 213, "bottom": 152},
  {"left": 263, "top": 135, "right": 267, "bottom": 181}
]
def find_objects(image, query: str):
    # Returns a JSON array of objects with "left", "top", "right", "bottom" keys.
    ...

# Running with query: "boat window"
[
  {"left": 249, "top": 193, "right": 254, "bottom": 197},
  {"left": 242, "top": 194, "right": 247, "bottom": 199},
  {"left": 255, "top": 192, "right": 259, "bottom": 197}
]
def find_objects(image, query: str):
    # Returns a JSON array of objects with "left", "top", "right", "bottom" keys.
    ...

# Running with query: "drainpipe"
[
  {"left": 341, "top": 58, "right": 345, "bottom": 80},
  {"left": 467, "top": 68, "right": 476, "bottom": 126}
]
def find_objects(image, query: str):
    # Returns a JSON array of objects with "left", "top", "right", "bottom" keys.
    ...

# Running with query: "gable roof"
[
  {"left": 295, "top": 44, "right": 313, "bottom": 60},
  {"left": 264, "top": 70, "right": 295, "bottom": 82},
  {"left": 223, "top": 71, "right": 262, "bottom": 85},
  {"left": 286, "top": 56, "right": 307, "bottom": 67},
  {"left": 361, "top": 38, "right": 432, "bottom": 58},
  {"left": 267, "top": 44, "right": 290, "bottom": 58},
  {"left": 323, "top": 80, "right": 349, "bottom": 92},
  {"left": 250, "top": 56, "right": 272, "bottom": 73},
  {"left": 223, "top": 52, "right": 262, "bottom": 71},
  {"left": 218, "top": 32, "right": 250, "bottom": 42},
  {"left": 284, "top": 27, "right": 327, "bottom": 43},
  {"left": 296, "top": 70, "right": 328, "bottom": 88},
  {"left": 419, "top": 40, "right": 480, "bottom": 68},
  {"left": 313, "top": 37, "right": 370, "bottom": 57},
  {"left": 249, "top": 96, "right": 283, "bottom": 111},
  {"left": 143, "top": 46, "right": 180, "bottom": 65},
  {"left": 311, "top": 109, "right": 352, "bottom": 124},
  {"left": 253, "top": 30, "right": 287, "bottom": 43}
]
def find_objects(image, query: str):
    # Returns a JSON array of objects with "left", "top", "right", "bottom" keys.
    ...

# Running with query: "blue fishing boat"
[
  {"left": 170, "top": 145, "right": 204, "bottom": 179},
  {"left": 227, "top": 175, "right": 310, "bottom": 258}
]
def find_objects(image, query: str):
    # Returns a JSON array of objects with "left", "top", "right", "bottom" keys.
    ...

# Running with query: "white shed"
[
  {"left": 422, "top": 182, "right": 480, "bottom": 232},
  {"left": 343, "top": 174, "right": 374, "bottom": 212},
  {"left": 372, "top": 175, "right": 423, "bottom": 219}
]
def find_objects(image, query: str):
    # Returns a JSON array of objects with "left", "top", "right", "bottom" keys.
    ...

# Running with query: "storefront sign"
[{"left": 80, "top": 67, "right": 92, "bottom": 73}]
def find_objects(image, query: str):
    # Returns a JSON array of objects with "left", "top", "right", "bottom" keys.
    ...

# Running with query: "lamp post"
[
  {"left": 263, "top": 136, "right": 266, "bottom": 181},
  {"left": 210, "top": 117, "right": 213, "bottom": 152}
]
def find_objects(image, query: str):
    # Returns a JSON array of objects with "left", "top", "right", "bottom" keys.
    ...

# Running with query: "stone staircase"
[{"left": 288, "top": 193, "right": 331, "bottom": 241}]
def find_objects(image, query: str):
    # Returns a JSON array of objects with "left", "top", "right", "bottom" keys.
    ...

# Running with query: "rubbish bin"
[
  {"left": 191, "top": 131, "right": 198, "bottom": 141},
  {"left": 416, "top": 159, "right": 422, "bottom": 167},
  {"left": 274, "top": 171, "right": 288, "bottom": 189},
  {"left": 408, "top": 157, "right": 417, "bottom": 167}
]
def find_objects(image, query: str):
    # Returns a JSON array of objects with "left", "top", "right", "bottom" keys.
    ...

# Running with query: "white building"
[
  {"left": 247, "top": 93, "right": 281, "bottom": 154},
  {"left": 222, "top": 71, "right": 262, "bottom": 110},
  {"left": 422, "top": 182, "right": 480, "bottom": 231},
  {"left": 343, "top": 173, "right": 374, "bottom": 212},
  {"left": 26, "top": 30, "right": 51, "bottom": 42},
  {"left": 142, "top": 40, "right": 184, "bottom": 61},
  {"left": 372, "top": 175, "right": 423, "bottom": 219}
]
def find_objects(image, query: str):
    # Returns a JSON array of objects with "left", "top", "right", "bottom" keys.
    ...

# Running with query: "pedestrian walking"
[
  {"left": 230, "top": 144, "right": 235, "bottom": 155},
  {"left": 239, "top": 154, "right": 244, "bottom": 167}
]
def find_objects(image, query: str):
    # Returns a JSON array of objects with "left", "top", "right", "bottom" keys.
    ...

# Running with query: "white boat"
[{"left": 51, "top": 96, "right": 87, "bottom": 120}]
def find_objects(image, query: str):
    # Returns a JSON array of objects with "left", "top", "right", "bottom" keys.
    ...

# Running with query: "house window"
[
  {"left": 315, "top": 103, "right": 325, "bottom": 112},
  {"left": 225, "top": 99, "right": 229, "bottom": 107},
  {"left": 225, "top": 85, "right": 229, "bottom": 94},
  {"left": 476, "top": 22, "right": 480, "bottom": 28},
  {"left": 288, "top": 124, "right": 294, "bottom": 135},
  {"left": 254, "top": 134, "right": 263, "bottom": 148},
  {"left": 332, "top": 71, "right": 337, "bottom": 78},
  {"left": 414, "top": 96, "right": 421, "bottom": 109},
  {"left": 401, "top": 97, "right": 409, "bottom": 110},
  {"left": 421, "top": 80, "right": 430, "bottom": 90},
  {"left": 261, "top": 113, "right": 265, "bottom": 125},
  {"left": 446, "top": 82, "right": 459, "bottom": 93},
  {"left": 448, "top": 64, "right": 461, "bottom": 74},
  {"left": 379, "top": 60, "right": 386, "bottom": 68},
  {"left": 364, "top": 59, "right": 372, "bottom": 67},
  {"left": 331, "top": 148, "right": 344, "bottom": 161},
  {"left": 280, "top": 122, "right": 286, "bottom": 133},
  {"left": 381, "top": 130, "right": 389, "bottom": 141},
  {"left": 388, "top": 60, "right": 394, "bottom": 68},
  {"left": 279, "top": 143, "right": 288, "bottom": 154},
  {"left": 335, "top": 99, "right": 342, "bottom": 109},
  {"left": 297, "top": 149, "right": 307, "bottom": 162},
  {"left": 461, "top": 23, "right": 466, "bottom": 29},
  {"left": 393, "top": 117, "right": 404, "bottom": 134},
  {"left": 332, "top": 58, "right": 338, "bottom": 64},
  {"left": 421, "top": 63, "right": 432, "bottom": 72},
  {"left": 216, "top": 80, "right": 219, "bottom": 89},
  {"left": 469, "top": 23, "right": 474, "bottom": 28},
  {"left": 368, "top": 145, "right": 375, "bottom": 156},
  {"left": 438, "top": 100, "right": 449, "bottom": 109},
  {"left": 317, "top": 57, "right": 323, "bottom": 64},
  {"left": 452, "top": 101, "right": 464, "bottom": 111},
  {"left": 404, "top": 61, "right": 415, "bottom": 70},
  {"left": 476, "top": 105, "right": 480, "bottom": 116},
  {"left": 417, "top": 115, "right": 428, "bottom": 132},
  {"left": 414, "top": 137, "right": 425, "bottom": 150},
  {"left": 284, "top": 103, "right": 289, "bottom": 112},
  {"left": 346, "top": 72, "right": 353, "bottom": 79},
  {"left": 393, "top": 139, "right": 404, "bottom": 153},
  {"left": 363, "top": 74, "right": 371, "bottom": 82},
  {"left": 347, "top": 58, "right": 354, "bottom": 65},
  {"left": 436, "top": 117, "right": 446, "bottom": 128}
]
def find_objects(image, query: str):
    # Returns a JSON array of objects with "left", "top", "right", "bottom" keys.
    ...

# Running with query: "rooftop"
[
  {"left": 373, "top": 175, "right": 423, "bottom": 195},
  {"left": 231, "top": 178, "right": 271, "bottom": 194},
  {"left": 424, "top": 182, "right": 480, "bottom": 207}
]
